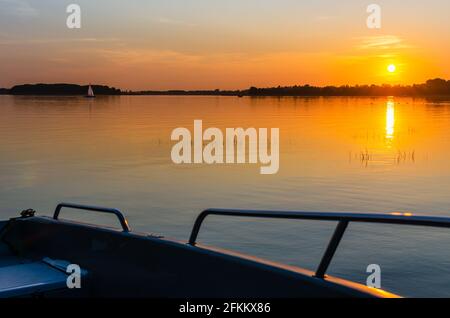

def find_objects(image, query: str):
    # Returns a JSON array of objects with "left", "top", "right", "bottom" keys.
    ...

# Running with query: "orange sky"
[{"left": 0, "top": 1, "right": 449, "bottom": 90}]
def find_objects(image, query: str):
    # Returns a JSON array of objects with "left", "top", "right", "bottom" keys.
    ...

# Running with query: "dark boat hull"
[{"left": 0, "top": 214, "right": 396, "bottom": 298}]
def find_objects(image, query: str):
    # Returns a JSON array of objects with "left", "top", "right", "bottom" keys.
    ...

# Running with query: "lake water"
[{"left": 1, "top": 95, "right": 449, "bottom": 297}]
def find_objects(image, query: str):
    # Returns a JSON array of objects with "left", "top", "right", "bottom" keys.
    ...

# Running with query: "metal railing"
[
  {"left": 53, "top": 203, "right": 130, "bottom": 232},
  {"left": 188, "top": 208, "right": 450, "bottom": 278}
]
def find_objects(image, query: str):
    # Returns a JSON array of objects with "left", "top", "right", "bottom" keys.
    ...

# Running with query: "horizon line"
[{"left": 1, "top": 77, "right": 449, "bottom": 92}]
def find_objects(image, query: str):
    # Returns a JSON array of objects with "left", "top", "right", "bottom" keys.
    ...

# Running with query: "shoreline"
[
  {"left": 1, "top": 79, "right": 449, "bottom": 98},
  {"left": 1, "top": 93, "right": 450, "bottom": 98}
]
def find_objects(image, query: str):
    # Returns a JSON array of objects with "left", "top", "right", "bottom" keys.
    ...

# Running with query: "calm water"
[{"left": 1, "top": 95, "right": 450, "bottom": 297}]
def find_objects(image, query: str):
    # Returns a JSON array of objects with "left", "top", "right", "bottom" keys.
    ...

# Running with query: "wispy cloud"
[
  {"left": 0, "top": 37, "right": 122, "bottom": 46},
  {"left": 356, "top": 35, "right": 413, "bottom": 50},
  {"left": 155, "top": 17, "right": 196, "bottom": 27},
  {"left": 315, "top": 15, "right": 333, "bottom": 21},
  {"left": 93, "top": 48, "right": 202, "bottom": 66},
  {"left": 0, "top": 0, "right": 38, "bottom": 17}
]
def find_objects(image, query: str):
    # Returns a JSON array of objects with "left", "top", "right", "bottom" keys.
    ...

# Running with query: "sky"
[{"left": 0, "top": 0, "right": 449, "bottom": 90}]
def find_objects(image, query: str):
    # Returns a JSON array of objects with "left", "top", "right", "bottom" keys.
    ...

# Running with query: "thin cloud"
[
  {"left": 0, "top": 37, "right": 122, "bottom": 45},
  {"left": 356, "top": 35, "right": 414, "bottom": 50},
  {"left": 155, "top": 17, "right": 196, "bottom": 27},
  {"left": 315, "top": 15, "right": 334, "bottom": 21},
  {"left": 0, "top": 0, "right": 38, "bottom": 17}
]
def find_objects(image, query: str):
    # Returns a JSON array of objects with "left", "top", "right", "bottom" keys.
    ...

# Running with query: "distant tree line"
[
  {"left": 246, "top": 78, "right": 450, "bottom": 96},
  {"left": 124, "top": 78, "right": 450, "bottom": 96},
  {"left": 1, "top": 79, "right": 449, "bottom": 96},
  {"left": 0, "top": 84, "right": 121, "bottom": 95},
  {"left": 125, "top": 89, "right": 239, "bottom": 96}
]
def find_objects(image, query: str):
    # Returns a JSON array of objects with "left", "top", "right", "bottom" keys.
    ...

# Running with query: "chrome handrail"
[
  {"left": 188, "top": 208, "right": 450, "bottom": 278},
  {"left": 53, "top": 202, "right": 130, "bottom": 232}
]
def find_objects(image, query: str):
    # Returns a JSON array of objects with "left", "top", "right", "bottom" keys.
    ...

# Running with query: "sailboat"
[{"left": 85, "top": 84, "right": 95, "bottom": 98}]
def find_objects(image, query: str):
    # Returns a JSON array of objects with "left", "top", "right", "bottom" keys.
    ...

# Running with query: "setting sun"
[{"left": 388, "top": 64, "right": 397, "bottom": 73}]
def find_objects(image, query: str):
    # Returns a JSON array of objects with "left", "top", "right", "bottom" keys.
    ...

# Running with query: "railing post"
[
  {"left": 189, "top": 210, "right": 210, "bottom": 245},
  {"left": 315, "top": 220, "right": 348, "bottom": 279},
  {"left": 53, "top": 203, "right": 131, "bottom": 232},
  {"left": 187, "top": 209, "right": 450, "bottom": 279}
]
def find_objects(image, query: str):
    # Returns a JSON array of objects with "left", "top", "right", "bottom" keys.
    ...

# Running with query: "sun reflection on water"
[{"left": 386, "top": 100, "right": 395, "bottom": 140}]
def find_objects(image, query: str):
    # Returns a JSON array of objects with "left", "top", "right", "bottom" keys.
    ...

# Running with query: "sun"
[{"left": 387, "top": 64, "right": 396, "bottom": 73}]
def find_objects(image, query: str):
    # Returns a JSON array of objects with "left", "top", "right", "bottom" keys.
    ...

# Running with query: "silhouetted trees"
[
  {"left": 127, "top": 89, "right": 239, "bottom": 96},
  {"left": 246, "top": 78, "right": 450, "bottom": 96},
  {"left": 8, "top": 84, "right": 121, "bottom": 95},
  {"left": 1, "top": 79, "right": 449, "bottom": 96},
  {"left": 125, "top": 78, "right": 450, "bottom": 96}
]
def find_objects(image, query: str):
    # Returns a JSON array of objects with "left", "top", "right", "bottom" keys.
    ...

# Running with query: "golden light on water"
[{"left": 386, "top": 100, "right": 395, "bottom": 139}]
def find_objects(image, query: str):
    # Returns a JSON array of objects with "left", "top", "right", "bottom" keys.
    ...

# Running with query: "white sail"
[{"left": 87, "top": 85, "right": 94, "bottom": 97}]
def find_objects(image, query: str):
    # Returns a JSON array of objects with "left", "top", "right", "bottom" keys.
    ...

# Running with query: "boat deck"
[
  {"left": 2, "top": 203, "right": 448, "bottom": 298},
  {"left": 0, "top": 211, "right": 396, "bottom": 298}
]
